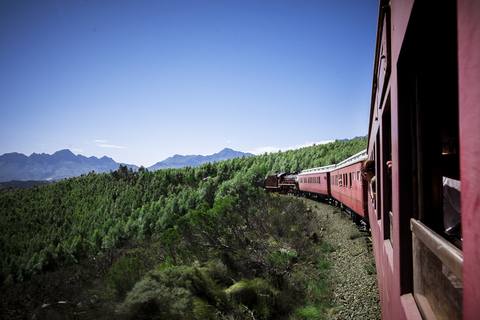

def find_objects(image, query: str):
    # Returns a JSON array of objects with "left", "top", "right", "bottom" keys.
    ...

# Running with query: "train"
[
  {"left": 264, "top": 149, "right": 371, "bottom": 227},
  {"left": 265, "top": 0, "right": 480, "bottom": 318}
]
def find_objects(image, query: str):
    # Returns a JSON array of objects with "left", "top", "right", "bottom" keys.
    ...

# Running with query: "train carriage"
[
  {"left": 297, "top": 164, "right": 334, "bottom": 201},
  {"left": 298, "top": 150, "right": 369, "bottom": 223},
  {"left": 367, "top": 0, "right": 480, "bottom": 319},
  {"left": 330, "top": 150, "right": 369, "bottom": 222}
]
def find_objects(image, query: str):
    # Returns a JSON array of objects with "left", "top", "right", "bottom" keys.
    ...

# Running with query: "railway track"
[{"left": 302, "top": 197, "right": 381, "bottom": 319}]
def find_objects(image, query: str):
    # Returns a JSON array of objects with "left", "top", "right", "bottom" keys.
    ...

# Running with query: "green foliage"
[
  {"left": 120, "top": 265, "right": 228, "bottom": 320},
  {"left": 364, "top": 260, "right": 376, "bottom": 275},
  {"left": 226, "top": 278, "right": 277, "bottom": 317},
  {"left": 0, "top": 137, "right": 366, "bottom": 288},
  {"left": 295, "top": 305, "right": 325, "bottom": 320},
  {"left": 267, "top": 250, "right": 298, "bottom": 266},
  {"left": 349, "top": 232, "right": 364, "bottom": 240},
  {"left": 320, "top": 242, "right": 339, "bottom": 253},
  {"left": 105, "top": 256, "right": 145, "bottom": 299}
]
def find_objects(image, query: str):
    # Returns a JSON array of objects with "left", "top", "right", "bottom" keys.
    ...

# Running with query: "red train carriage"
[
  {"left": 297, "top": 164, "right": 334, "bottom": 201},
  {"left": 330, "top": 150, "right": 369, "bottom": 222},
  {"left": 368, "top": 0, "right": 480, "bottom": 319},
  {"left": 298, "top": 150, "right": 369, "bottom": 223}
]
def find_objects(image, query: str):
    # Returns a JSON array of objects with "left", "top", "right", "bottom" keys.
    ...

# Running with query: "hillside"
[{"left": 0, "top": 137, "right": 367, "bottom": 319}]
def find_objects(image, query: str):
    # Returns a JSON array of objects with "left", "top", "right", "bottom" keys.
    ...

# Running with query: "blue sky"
[{"left": 1, "top": 0, "right": 378, "bottom": 167}]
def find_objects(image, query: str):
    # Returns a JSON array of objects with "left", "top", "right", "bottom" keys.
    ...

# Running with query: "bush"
[
  {"left": 226, "top": 278, "right": 277, "bottom": 317},
  {"left": 120, "top": 265, "right": 228, "bottom": 319},
  {"left": 105, "top": 257, "right": 145, "bottom": 299}
]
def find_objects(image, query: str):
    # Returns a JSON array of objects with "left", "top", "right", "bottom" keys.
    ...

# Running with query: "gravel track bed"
[{"left": 302, "top": 198, "right": 381, "bottom": 319}]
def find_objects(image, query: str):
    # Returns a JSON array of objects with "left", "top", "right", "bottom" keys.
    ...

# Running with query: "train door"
[{"left": 397, "top": 0, "right": 462, "bottom": 318}]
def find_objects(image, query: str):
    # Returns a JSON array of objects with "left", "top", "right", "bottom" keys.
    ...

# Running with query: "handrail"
[{"left": 410, "top": 219, "right": 463, "bottom": 281}]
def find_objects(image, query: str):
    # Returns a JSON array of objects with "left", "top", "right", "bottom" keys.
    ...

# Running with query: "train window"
[
  {"left": 382, "top": 98, "right": 392, "bottom": 244},
  {"left": 349, "top": 172, "right": 352, "bottom": 188},
  {"left": 397, "top": 0, "right": 461, "bottom": 317}
]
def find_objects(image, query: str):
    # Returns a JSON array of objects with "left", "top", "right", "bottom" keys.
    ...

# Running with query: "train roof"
[
  {"left": 298, "top": 164, "right": 336, "bottom": 175},
  {"left": 334, "top": 149, "right": 368, "bottom": 170},
  {"left": 298, "top": 149, "right": 368, "bottom": 175}
]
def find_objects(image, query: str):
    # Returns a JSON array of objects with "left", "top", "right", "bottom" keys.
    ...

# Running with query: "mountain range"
[
  {"left": 148, "top": 148, "right": 254, "bottom": 171},
  {"left": 0, "top": 148, "right": 254, "bottom": 183}
]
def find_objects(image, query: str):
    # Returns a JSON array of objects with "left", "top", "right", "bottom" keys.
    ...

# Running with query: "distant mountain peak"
[
  {"left": 52, "top": 149, "right": 76, "bottom": 160},
  {"left": 148, "top": 148, "right": 254, "bottom": 171},
  {"left": 54, "top": 149, "right": 74, "bottom": 155}
]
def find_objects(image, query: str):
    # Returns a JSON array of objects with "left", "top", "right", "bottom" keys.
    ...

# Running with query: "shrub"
[
  {"left": 105, "top": 256, "right": 145, "bottom": 299},
  {"left": 120, "top": 265, "right": 228, "bottom": 319},
  {"left": 226, "top": 278, "right": 277, "bottom": 318}
]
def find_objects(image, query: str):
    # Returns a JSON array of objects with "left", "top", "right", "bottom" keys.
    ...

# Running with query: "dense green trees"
[{"left": 0, "top": 138, "right": 366, "bottom": 286}]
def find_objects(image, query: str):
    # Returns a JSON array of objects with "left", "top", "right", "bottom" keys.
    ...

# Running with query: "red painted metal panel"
[
  {"left": 298, "top": 171, "right": 330, "bottom": 197},
  {"left": 368, "top": 0, "right": 480, "bottom": 319},
  {"left": 458, "top": 0, "right": 480, "bottom": 318},
  {"left": 331, "top": 162, "right": 367, "bottom": 218}
]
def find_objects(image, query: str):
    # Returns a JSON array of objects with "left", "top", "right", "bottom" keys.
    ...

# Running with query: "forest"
[{"left": 0, "top": 138, "right": 366, "bottom": 319}]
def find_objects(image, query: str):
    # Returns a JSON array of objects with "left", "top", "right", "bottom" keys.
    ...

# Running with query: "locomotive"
[{"left": 264, "top": 172, "right": 299, "bottom": 195}]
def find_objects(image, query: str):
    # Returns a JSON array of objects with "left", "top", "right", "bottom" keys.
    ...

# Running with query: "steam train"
[
  {"left": 265, "top": 149, "right": 370, "bottom": 226},
  {"left": 267, "top": 0, "right": 480, "bottom": 318},
  {"left": 264, "top": 172, "right": 299, "bottom": 195}
]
